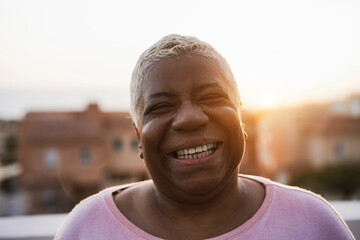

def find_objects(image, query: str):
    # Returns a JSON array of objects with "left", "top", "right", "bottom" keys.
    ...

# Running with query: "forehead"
[
  {"left": 134, "top": 55, "right": 240, "bottom": 126},
  {"left": 143, "top": 55, "right": 231, "bottom": 91}
]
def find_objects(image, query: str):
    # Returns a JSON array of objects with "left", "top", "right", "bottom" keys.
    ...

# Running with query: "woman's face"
[{"left": 136, "top": 56, "right": 245, "bottom": 202}]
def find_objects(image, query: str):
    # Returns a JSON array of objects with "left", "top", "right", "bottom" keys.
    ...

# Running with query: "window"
[
  {"left": 309, "top": 138, "right": 324, "bottom": 166},
  {"left": 334, "top": 141, "right": 345, "bottom": 161},
  {"left": 112, "top": 138, "right": 123, "bottom": 152},
  {"left": 79, "top": 147, "right": 92, "bottom": 165},
  {"left": 44, "top": 148, "right": 59, "bottom": 171}
]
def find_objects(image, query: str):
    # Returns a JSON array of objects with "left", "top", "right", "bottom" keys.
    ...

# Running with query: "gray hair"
[{"left": 130, "top": 34, "right": 241, "bottom": 127}]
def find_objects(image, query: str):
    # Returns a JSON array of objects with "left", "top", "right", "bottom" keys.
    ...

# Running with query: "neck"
[{"left": 150, "top": 172, "right": 245, "bottom": 233}]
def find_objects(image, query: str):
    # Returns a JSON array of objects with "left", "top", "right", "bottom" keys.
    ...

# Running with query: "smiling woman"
[
  {"left": 135, "top": 55, "right": 245, "bottom": 200},
  {"left": 55, "top": 34, "right": 354, "bottom": 240}
]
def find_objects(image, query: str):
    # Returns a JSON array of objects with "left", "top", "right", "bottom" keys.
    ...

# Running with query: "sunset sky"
[{"left": 1, "top": 0, "right": 360, "bottom": 119}]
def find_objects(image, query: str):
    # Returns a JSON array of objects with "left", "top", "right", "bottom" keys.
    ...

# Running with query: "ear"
[
  {"left": 241, "top": 122, "right": 248, "bottom": 139},
  {"left": 132, "top": 122, "right": 141, "bottom": 141}
]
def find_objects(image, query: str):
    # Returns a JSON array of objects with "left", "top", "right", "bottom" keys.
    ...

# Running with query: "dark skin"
[{"left": 114, "top": 56, "right": 265, "bottom": 239}]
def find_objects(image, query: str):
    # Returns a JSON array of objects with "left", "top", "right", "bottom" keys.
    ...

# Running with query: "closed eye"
[
  {"left": 199, "top": 94, "right": 227, "bottom": 104},
  {"left": 145, "top": 103, "right": 174, "bottom": 115}
]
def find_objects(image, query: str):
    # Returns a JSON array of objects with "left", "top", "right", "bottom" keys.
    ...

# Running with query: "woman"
[{"left": 55, "top": 34, "right": 354, "bottom": 239}]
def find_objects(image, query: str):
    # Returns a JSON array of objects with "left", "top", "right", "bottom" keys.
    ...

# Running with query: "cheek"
[
  {"left": 140, "top": 118, "right": 169, "bottom": 157},
  {"left": 210, "top": 107, "right": 245, "bottom": 152},
  {"left": 208, "top": 106, "right": 242, "bottom": 130},
  {"left": 141, "top": 119, "right": 175, "bottom": 183}
]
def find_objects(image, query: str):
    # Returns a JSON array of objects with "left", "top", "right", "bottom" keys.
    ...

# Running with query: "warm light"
[
  {"left": 258, "top": 95, "right": 278, "bottom": 110},
  {"left": 0, "top": 0, "right": 360, "bottom": 118}
]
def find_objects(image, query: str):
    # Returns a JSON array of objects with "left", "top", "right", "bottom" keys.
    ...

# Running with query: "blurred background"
[{"left": 0, "top": 0, "right": 359, "bottom": 238}]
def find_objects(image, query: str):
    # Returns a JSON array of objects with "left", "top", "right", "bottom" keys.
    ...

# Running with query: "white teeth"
[{"left": 175, "top": 143, "right": 217, "bottom": 159}]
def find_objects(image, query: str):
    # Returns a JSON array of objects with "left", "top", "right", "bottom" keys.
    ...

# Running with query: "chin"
[{"left": 176, "top": 175, "right": 223, "bottom": 197}]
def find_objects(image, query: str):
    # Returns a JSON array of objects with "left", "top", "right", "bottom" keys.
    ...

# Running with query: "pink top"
[{"left": 55, "top": 175, "right": 354, "bottom": 239}]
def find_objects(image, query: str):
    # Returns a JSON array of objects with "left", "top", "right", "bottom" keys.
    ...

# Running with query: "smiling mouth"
[{"left": 174, "top": 143, "right": 218, "bottom": 160}]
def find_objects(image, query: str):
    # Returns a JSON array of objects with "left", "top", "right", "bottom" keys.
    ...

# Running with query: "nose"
[{"left": 172, "top": 102, "right": 209, "bottom": 131}]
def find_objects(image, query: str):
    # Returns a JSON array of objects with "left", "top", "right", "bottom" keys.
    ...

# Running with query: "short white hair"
[{"left": 130, "top": 34, "right": 241, "bottom": 127}]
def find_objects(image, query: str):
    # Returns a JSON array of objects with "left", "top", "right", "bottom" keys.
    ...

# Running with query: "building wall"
[
  {"left": 308, "top": 135, "right": 360, "bottom": 167},
  {"left": 255, "top": 102, "right": 360, "bottom": 182},
  {"left": 18, "top": 104, "right": 149, "bottom": 214},
  {"left": 104, "top": 127, "right": 147, "bottom": 185}
]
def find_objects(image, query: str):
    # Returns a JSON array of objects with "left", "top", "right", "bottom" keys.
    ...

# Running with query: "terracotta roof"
[
  {"left": 104, "top": 112, "right": 133, "bottom": 128},
  {"left": 24, "top": 112, "right": 80, "bottom": 121},
  {"left": 22, "top": 105, "right": 133, "bottom": 141},
  {"left": 27, "top": 119, "right": 101, "bottom": 141}
]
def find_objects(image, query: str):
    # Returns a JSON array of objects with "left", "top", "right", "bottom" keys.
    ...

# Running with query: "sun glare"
[
  {"left": 0, "top": 0, "right": 360, "bottom": 118},
  {"left": 258, "top": 95, "right": 278, "bottom": 110}
]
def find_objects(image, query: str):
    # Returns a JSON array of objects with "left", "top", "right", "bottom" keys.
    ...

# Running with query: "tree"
[{"left": 290, "top": 162, "right": 360, "bottom": 199}]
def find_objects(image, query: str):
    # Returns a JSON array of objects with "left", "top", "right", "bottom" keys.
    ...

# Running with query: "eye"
[
  {"left": 145, "top": 103, "right": 174, "bottom": 115},
  {"left": 199, "top": 94, "right": 226, "bottom": 104}
]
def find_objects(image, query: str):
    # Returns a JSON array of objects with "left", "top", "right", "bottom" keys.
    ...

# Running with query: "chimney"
[{"left": 85, "top": 103, "right": 103, "bottom": 127}]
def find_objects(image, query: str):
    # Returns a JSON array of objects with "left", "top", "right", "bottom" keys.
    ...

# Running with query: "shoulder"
[
  {"left": 267, "top": 179, "right": 338, "bottom": 214},
  {"left": 113, "top": 180, "right": 155, "bottom": 224},
  {"left": 255, "top": 175, "right": 339, "bottom": 217},
  {"left": 247, "top": 175, "right": 334, "bottom": 208},
  {"left": 67, "top": 181, "right": 147, "bottom": 216},
  {"left": 55, "top": 187, "right": 116, "bottom": 239},
  {"left": 248, "top": 175, "right": 354, "bottom": 239},
  {"left": 55, "top": 181, "right": 150, "bottom": 240}
]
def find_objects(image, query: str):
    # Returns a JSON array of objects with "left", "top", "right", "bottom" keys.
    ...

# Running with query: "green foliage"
[{"left": 290, "top": 161, "right": 360, "bottom": 199}]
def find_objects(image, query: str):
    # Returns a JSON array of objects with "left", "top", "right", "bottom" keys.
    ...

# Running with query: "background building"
[
  {"left": 1, "top": 95, "right": 359, "bottom": 215},
  {"left": 18, "top": 103, "right": 148, "bottom": 214},
  {"left": 255, "top": 96, "right": 360, "bottom": 199}
]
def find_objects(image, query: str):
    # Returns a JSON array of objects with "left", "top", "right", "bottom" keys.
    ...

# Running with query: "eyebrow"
[
  {"left": 146, "top": 82, "right": 224, "bottom": 101},
  {"left": 194, "top": 82, "right": 223, "bottom": 91},
  {"left": 147, "top": 92, "right": 176, "bottom": 101}
]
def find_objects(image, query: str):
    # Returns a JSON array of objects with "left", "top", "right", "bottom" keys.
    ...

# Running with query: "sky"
[{"left": 0, "top": 0, "right": 360, "bottom": 119}]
